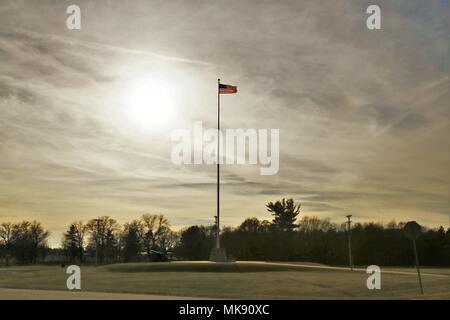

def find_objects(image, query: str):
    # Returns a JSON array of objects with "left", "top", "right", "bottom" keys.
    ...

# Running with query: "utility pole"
[{"left": 346, "top": 215, "right": 353, "bottom": 271}]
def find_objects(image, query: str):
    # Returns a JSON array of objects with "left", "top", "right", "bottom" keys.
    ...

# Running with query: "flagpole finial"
[{"left": 218, "top": 78, "right": 220, "bottom": 83}]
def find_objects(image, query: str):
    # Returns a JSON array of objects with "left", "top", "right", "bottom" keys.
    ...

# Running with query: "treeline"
[
  {"left": 1, "top": 198, "right": 449, "bottom": 266},
  {"left": 0, "top": 214, "right": 178, "bottom": 265},
  {"left": 62, "top": 214, "right": 178, "bottom": 263},
  {"left": 176, "top": 198, "right": 450, "bottom": 266},
  {"left": 221, "top": 218, "right": 450, "bottom": 266},
  {"left": 0, "top": 221, "right": 49, "bottom": 265}
]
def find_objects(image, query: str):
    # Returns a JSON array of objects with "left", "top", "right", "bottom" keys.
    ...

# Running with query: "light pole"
[{"left": 346, "top": 215, "right": 353, "bottom": 271}]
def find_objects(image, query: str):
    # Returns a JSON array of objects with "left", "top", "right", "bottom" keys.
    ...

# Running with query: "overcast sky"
[{"left": 0, "top": 0, "right": 448, "bottom": 246}]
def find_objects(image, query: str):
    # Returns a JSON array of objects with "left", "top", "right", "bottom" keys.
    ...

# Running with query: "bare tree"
[
  {"left": 140, "top": 214, "right": 170, "bottom": 260},
  {"left": 0, "top": 222, "right": 13, "bottom": 266},
  {"left": 29, "top": 221, "right": 50, "bottom": 264},
  {"left": 10, "top": 221, "right": 49, "bottom": 264},
  {"left": 298, "top": 216, "right": 336, "bottom": 233},
  {"left": 87, "top": 216, "right": 120, "bottom": 263},
  {"left": 157, "top": 229, "right": 179, "bottom": 255}
]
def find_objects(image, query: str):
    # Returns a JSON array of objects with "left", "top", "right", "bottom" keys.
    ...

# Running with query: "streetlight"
[{"left": 346, "top": 215, "right": 353, "bottom": 271}]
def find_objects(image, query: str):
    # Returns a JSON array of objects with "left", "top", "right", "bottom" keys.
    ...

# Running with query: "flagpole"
[{"left": 216, "top": 78, "right": 220, "bottom": 249}]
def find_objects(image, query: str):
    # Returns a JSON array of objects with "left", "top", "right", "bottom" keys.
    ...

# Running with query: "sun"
[{"left": 130, "top": 82, "right": 175, "bottom": 127}]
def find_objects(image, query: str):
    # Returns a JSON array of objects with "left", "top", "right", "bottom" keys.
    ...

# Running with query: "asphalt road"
[
  {"left": 0, "top": 288, "right": 206, "bottom": 300},
  {"left": 258, "top": 261, "right": 450, "bottom": 278}
]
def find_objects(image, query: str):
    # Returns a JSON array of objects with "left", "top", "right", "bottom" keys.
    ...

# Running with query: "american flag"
[{"left": 219, "top": 83, "right": 237, "bottom": 94}]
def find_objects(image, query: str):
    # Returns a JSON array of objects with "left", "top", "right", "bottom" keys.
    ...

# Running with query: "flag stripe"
[{"left": 219, "top": 83, "right": 237, "bottom": 94}]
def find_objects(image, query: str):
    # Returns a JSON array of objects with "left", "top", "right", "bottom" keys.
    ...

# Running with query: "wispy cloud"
[{"left": 0, "top": 0, "right": 448, "bottom": 246}]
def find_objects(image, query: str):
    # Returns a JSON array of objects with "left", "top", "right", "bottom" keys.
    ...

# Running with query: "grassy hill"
[{"left": 0, "top": 261, "right": 449, "bottom": 299}]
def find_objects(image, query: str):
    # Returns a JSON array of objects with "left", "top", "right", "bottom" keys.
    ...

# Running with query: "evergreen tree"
[{"left": 266, "top": 198, "right": 300, "bottom": 231}]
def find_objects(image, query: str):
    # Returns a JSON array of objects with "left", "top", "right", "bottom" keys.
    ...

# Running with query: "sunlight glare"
[{"left": 130, "top": 82, "right": 175, "bottom": 127}]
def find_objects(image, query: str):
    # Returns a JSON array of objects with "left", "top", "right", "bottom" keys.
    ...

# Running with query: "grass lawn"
[{"left": 0, "top": 261, "right": 448, "bottom": 299}]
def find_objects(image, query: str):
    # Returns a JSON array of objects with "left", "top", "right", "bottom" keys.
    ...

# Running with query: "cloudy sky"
[{"left": 0, "top": 0, "right": 448, "bottom": 246}]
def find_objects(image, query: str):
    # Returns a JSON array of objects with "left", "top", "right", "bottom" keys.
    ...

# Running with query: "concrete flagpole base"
[{"left": 209, "top": 248, "right": 227, "bottom": 262}]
